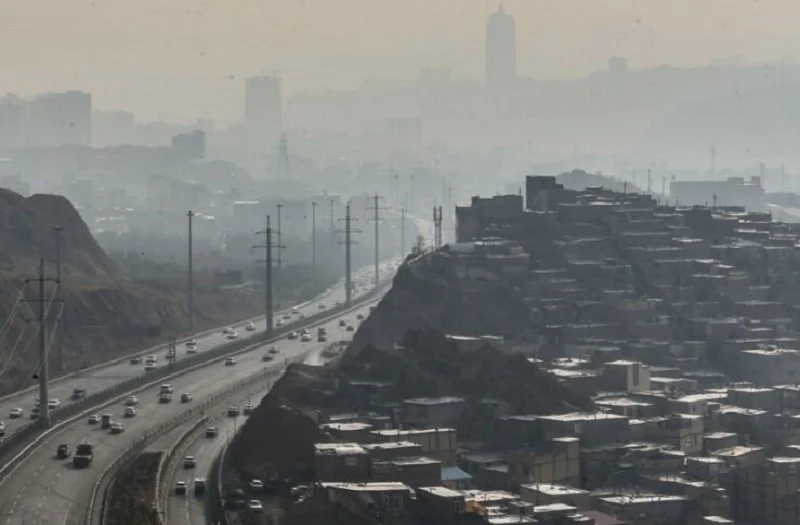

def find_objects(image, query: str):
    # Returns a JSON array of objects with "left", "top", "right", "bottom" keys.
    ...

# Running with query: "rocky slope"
[
  {"left": 0, "top": 189, "right": 268, "bottom": 393},
  {"left": 345, "top": 252, "right": 534, "bottom": 361}
]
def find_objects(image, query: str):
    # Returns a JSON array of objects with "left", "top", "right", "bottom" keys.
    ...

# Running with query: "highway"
[
  {"left": 162, "top": 331, "right": 347, "bottom": 525},
  {"left": 0, "top": 261, "right": 398, "bottom": 439},
  {"left": 0, "top": 295, "right": 380, "bottom": 525}
]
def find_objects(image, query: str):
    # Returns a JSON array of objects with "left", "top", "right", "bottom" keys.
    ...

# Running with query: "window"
[{"left": 632, "top": 364, "right": 640, "bottom": 386}]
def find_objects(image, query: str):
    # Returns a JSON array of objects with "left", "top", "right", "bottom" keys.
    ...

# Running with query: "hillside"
[
  {"left": 0, "top": 189, "right": 267, "bottom": 393},
  {"left": 345, "top": 252, "right": 534, "bottom": 361}
]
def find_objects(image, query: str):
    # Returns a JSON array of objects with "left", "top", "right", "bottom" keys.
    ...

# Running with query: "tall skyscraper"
[
  {"left": 486, "top": 3, "right": 517, "bottom": 88},
  {"left": 244, "top": 76, "right": 282, "bottom": 138}
]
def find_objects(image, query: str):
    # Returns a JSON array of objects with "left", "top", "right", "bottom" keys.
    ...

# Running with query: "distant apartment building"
[
  {"left": 670, "top": 176, "right": 765, "bottom": 210},
  {"left": 92, "top": 110, "right": 135, "bottom": 147},
  {"left": 244, "top": 76, "right": 282, "bottom": 140},
  {"left": 28, "top": 91, "right": 92, "bottom": 147},
  {"left": 171, "top": 129, "right": 205, "bottom": 160},
  {"left": 486, "top": 4, "right": 516, "bottom": 88}
]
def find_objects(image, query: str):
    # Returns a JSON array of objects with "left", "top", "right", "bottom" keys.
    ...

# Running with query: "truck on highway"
[
  {"left": 101, "top": 414, "right": 113, "bottom": 429},
  {"left": 73, "top": 443, "right": 94, "bottom": 468}
]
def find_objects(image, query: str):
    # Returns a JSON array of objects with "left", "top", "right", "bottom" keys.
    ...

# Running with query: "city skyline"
[{"left": 3, "top": 0, "right": 800, "bottom": 123}]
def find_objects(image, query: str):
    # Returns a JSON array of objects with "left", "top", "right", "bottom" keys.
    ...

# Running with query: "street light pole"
[
  {"left": 276, "top": 203, "right": 283, "bottom": 303},
  {"left": 311, "top": 201, "right": 317, "bottom": 286},
  {"left": 187, "top": 210, "right": 195, "bottom": 332},
  {"left": 53, "top": 225, "right": 64, "bottom": 373}
]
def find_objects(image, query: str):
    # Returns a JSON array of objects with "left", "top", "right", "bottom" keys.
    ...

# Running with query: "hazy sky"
[{"left": 3, "top": 0, "right": 800, "bottom": 123}]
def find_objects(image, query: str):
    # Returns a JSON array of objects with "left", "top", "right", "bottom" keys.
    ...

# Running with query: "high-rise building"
[
  {"left": 244, "top": 76, "right": 282, "bottom": 138},
  {"left": 28, "top": 91, "right": 91, "bottom": 147},
  {"left": 486, "top": 3, "right": 517, "bottom": 88}
]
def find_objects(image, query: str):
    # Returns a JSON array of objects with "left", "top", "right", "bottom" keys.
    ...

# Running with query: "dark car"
[{"left": 56, "top": 444, "right": 70, "bottom": 459}]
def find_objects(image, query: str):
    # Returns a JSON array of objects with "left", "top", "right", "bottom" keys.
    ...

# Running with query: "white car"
[
  {"left": 226, "top": 331, "right": 239, "bottom": 340},
  {"left": 145, "top": 363, "right": 156, "bottom": 371},
  {"left": 248, "top": 500, "right": 263, "bottom": 513},
  {"left": 291, "top": 308, "right": 299, "bottom": 315},
  {"left": 222, "top": 327, "right": 234, "bottom": 335},
  {"left": 268, "top": 346, "right": 279, "bottom": 355},
  {"left": 183, "top": 456, "right": 196, "bottom": 468},
  {"left": 125, "top": 395, "right": 139, "bottom": 406},
  {"left": 249, "top": 479, "right": 264, "bottom": 491},
  {"left": 185, "top": 339, "right": 197, "bottom": 348},
  {"left": 9, "top": 408, "right": 23, "bottom": 419},
  {"left": 301, "top": 334, "right": 312, "bottom": 342},
  {"left": 48, "top": 399, "right": 61, "bottom": 409},
  {"left": 245, "top": 322, "right": 256, "bottom": 332},
  {"left": 123, "top": 407, "right": 136, "bottom": 418},
  {"left": 110, "top": 422, "right": 124, "bottom": 434},
  {"left": 225, "top": 357, "right": 236, "bottom": 366}
]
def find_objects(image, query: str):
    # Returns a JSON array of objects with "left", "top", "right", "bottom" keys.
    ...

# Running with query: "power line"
[
  {"left": 365, "top": 193, "right": 387, "bottom": 289},
  {"left": 254, "top": 214, "right": 284, "bottom": 337}
]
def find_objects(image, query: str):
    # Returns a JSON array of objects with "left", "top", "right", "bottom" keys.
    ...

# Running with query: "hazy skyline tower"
[
  {"left": 244, "top": 76, "right": 282, "bottom": 138},
  {"left": 486, "top": 3, "right": 517, "bottom": 88}
]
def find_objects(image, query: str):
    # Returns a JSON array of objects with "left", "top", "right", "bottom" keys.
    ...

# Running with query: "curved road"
[
  {"left": 163, "top": 326, "right": 350, "bottom": 525},
  {"left": 0, "top": 297, "right": 381, "bottom": 525},
  {"left": 0, "top": 261, "right": 398, "bottom": 439}
]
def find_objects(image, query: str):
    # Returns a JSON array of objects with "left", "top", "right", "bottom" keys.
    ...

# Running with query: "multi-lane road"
[
  {"left": 0, "top": 261, "right": 397, "bottom": 439},
  {"left": 162, "top": 329, "right": 348, "bottom": 525},
  {"left": 0, "top": 276, "right": 388, "bottom": 525}
]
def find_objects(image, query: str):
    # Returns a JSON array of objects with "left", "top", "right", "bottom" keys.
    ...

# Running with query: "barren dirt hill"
[
  {"left": 345, "top": 252, "right": 534, "bottom": 361},
  {"left": 0, "top": 189, "right": 266, "bottom": 393}
]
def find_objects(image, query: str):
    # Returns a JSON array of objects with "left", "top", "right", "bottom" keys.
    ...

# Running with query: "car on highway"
[
  {"left": 225, "top": 357, "right": 237, "bottom": 366},
  {"left": 287, "top": 332, "right": 297, "bottom": 340},
  {"left": 346, "top": 325, "right": 355, "bottom": 332},
  {"left": 159, "top": 393, "right": 172, "bottom": 403},
  {"left": 110, "top": 422, "right": 124, "bottom": 434},
  {"left": 248, "top": 500, "right": 263, "bottom": 513},
  {"left": 129, "top": 356, "right": 142, "bottom": 365},
  {"left": 88, "top": 414, "right": 100, "bottom": 424},
  {"left": 299, "top": 312, "right": 306, "bottom": 319},
  {"left": 194, "top": 478, "right": 206, "bottom": 494},
  {"left": 71, "top": 388, "right": 87, "bottom": 401},
  {"left": 317, "top": 334, "right": 327, "bottom": 342},
  {"left": 180, "top": 393, "right": 193, "bottom": 403},
  {"left": 146, "top": 355, "right": 158, "bottom": 363},
  {"left": 125, "top": 395, "right": 139, "bottom": 406},
  {"left": 227, "top": 331, "right": 239, "bottom": 340},
  {"left": 227, "top": 406, "right": 239, "bottom": 417},
  {"left": 0, "top": 421, "right": 5, "bottom": 434},
  {"left": 243, "top": 404, "right": 254, "bottom": 415},
  {"left": 291, "top": 308, "right": 299, "bottom": 315},
  {"left": 9, "top": 408, "right": 23, "bottom": 419},
  {"left": 262, "top": 354, "right": 274, "bottom": 362},
  {"left": 338, "top": 319, "right": 346, "bottom": 327},
  {"left": 301, "top": 334, "right": 312, "bottom": 342},
  {"left": 183, "top": 456, "right": 196, "bottom": 468},
  {"left": 56, "top": 444, "right": 70, "bottom": 459},
  {"left": 205, "top": 427, "right": 218, "bottom": 438},
  {"left": 48, "top": 399, "right": 61, "bottom": 410},
  {"left": 185, "top": 338, "right": 197, "bottom": 348},
  {"left": 245, "top": 322, "right": 256, "bottom": 332},
  {"left": 282, "top": 313, "right": 291, "bottom": 320},
  {"left": 318, "top": 303, "right": 326, "bottom": 310},
  {"left": 222, "top": 327, "right": 235, "bottom": 335},
  {"left": 30, "top": 407, "right": 40, "bottom": 420},
  {"left": 249, "top": 479, "right": 264, "bottom": 492},
  {"left": 276, "top": 319, "right": 284, "bottom": 327},
  {"left": 144, "top": 363, "right": 156, "bottom": 371},
  {"left": 123, "top": 407, "right": 136, "bottom": 418},
  {"left": 356, "top": 313, "right": 365, "bottom": 320},
  {"left": 268, "top": 346, "right": 278, "bottom": 354},
  {"left": 175, "top": 481, "right": 187, "bottom": 495}
]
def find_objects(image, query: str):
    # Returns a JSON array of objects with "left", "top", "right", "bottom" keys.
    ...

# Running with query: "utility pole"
[
  {"left": 255, "top": 215, "right": 283, "bottom": 337},
  {"left": 328, "top": 198, "right": 335, "bottom": 247},
  {"left": 366, "top": 194, "right": 386, "bottom": 288},
  {"left": 187, "top": 210, "right": 195, "bottom": 332},
  {"left": 53, "top": 225, "right": 64, "bottom": 373},
  {"left": 337, "top": 204, "right": 360, "bottom": 306},
  {"left": 311, "top": 201, "right": 317, "bottom": 286},
  {"left": 25, "top": 259, "right": 60, "bottom": 429},
  {"left": 275, "top": 204, "right": 284, "bottom": 303},
  {"left": 400, "top": 208, "right": 406, "bottom": 257},
  {"left": 433, "top": 206, "right": 443, "bottom": 249}
]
